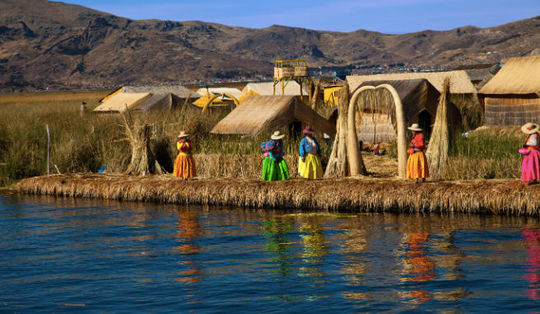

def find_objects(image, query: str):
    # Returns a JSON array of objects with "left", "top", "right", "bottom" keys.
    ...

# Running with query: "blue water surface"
[{"left": 1, "top": 193, "right": 539, "bottom": 312}]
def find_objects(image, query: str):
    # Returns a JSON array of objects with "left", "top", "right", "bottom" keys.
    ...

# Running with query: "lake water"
[{"left": 1, "top": 192, "right": 540, "bottom": 312}]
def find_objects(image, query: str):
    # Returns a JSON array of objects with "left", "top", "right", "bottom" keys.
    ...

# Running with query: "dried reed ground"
[{"left": 15, "top": 172, "right": 540, "bottom": 216}]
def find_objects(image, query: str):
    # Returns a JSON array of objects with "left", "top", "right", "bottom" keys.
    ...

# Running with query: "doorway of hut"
[
  {"left": 417, "top": 110, "right": 432, "bottom": 140},
  {"left": 289, "top": 121, "right": 303, "bottom": 140}
]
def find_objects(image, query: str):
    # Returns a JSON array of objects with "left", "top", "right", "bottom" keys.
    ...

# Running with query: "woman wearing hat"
[
  {"left": 520, "top": 122, "right": 540, "bottom": 184},
  {"left": 406, "top": 123, "right": 429, "bottom": 182},
  {"left": 261, "top": 131, "right": 290, "bottom": 181},
  {"left": 298, "top": 126, "right": 323, "bottom": 179},
  {"left": 173, "top": 131, "right": 196, "bottom": 179}
]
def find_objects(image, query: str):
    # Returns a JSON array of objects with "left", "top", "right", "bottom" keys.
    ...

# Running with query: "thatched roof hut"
[
  {"left": 210, "top": 96, "right": 335, "bottom": 137},
  {"left": 347, "top": 70, "right": 477, "bottom": 95},
  {"left": 242, "top": 81, "right": 308, "bottom": 96},
  {"left": 131, "top": 93, "right": 185, "bottom": 111},
  {"left": 122, "top": 85, "right": 197, "bottom": 99},
  {"left": 479, "top": 56, "right": 540, "bottom": 126},
  {"left": 351, "top": 79, "right": 462, "bottom": 143},
  {"left": 93, "top": 92, "right": 152, "bottom": 113}
]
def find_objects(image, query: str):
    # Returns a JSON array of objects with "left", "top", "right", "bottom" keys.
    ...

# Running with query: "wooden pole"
[{"left": 46, "top": 124, "right": 50, "bottom": 175}]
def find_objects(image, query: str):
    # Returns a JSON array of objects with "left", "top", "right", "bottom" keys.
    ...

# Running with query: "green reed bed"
[
  {"left": 0, "top": 97, "right": 333, "bottom": 186},
  {"left": 0, "top": 91, "right": 526, "bottom": 186},
  {"left": 442, "top": 127, "right": 523, "bottom": 180}
]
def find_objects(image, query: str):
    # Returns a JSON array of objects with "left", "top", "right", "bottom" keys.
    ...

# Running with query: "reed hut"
[
  {"left": 210, "top": 96, "right": 335, "bottom": 138},
  {"left": 122, "top": 85, "right": 197, "bottom": 100},
  {"left": 131, "top": 93, "right": 185, "bottom": 111},
  {"left": 93, "top": 92, "right": 152, "bottom": 113},
  {"left": 348, "top": 70, "right": 480, "bottom": 130},
  {"left": 347, "top": 71, "right": 477, "bottom": 95},
  {"left": 352, "top": 79, "right": 462, "bottom": 143},
  {"left": 96, "top": 85, "right": 198, "bottom": 113},
  {"left": 454, "top": 64, "right": 501, "bottom": 90},
  {"left": 479, "top": 56, "right": 540, "bottom": 126},
  {"left": 242, "top": 81, "right": 308, "bottom": 96}
]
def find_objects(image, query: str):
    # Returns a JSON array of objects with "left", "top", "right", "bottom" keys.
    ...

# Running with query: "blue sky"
[{"left": 62, "top": 0, "right": 540, "bottom": 34}]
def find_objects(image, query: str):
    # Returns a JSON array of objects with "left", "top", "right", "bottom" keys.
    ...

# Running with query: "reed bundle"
[
  {"left": 121, "top": 111, "right": 162, "bottom": 175},
  {"left": 426, "top": 78, "right": 450, "bottom": 177},
  {"left": 15, "top": 174, "right": 540, "bottom": 216},
  {"left": 325, "top": 84, "right": 350, "bottom": 178}
]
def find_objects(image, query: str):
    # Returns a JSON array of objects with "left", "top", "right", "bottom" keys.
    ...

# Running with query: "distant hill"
[{"left": 0, "top": 0, "right": 539, "bottom": 91}]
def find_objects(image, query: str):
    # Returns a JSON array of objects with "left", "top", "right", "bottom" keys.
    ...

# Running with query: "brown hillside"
[{"left": 0, "top": 0, "right": 538, "bottom": 91}]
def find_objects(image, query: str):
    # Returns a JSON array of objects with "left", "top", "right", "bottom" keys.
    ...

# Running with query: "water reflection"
[
  {"left": 298, "top": 217, "right": 329, "bottom": 279},
  {"left": 263, "top": 216, "right": 294, "bottom": 277},
  {"left": 402, "top": 232, "right": 435, "bottom": 304},
  {"left": 174, "top": 211, "right": 203, "bottom": 285},
  {"left": 522, "top": 227, "right": 540, "bottom": 300},
  {"left": 3, "top": 194, "right": 540, "bottom": 311}
]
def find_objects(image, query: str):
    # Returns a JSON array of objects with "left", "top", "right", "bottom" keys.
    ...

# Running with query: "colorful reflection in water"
[{"left": 1, "top": 194, "right": 539, "bottom": 312}]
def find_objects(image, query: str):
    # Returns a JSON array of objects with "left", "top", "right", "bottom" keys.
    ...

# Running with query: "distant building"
[{"left": 479, "top": 56, "right": 540, "bottom": 126}]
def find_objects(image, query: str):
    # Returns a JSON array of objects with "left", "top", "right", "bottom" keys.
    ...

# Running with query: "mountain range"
[{"left": 1, "top": 0, "right": 539, "bottom": 91}]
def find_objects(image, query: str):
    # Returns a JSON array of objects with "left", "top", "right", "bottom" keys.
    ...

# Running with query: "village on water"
[
  {"left": 5, "top": 0, "right": 540, "bottom": 311},
  {"left": 3, "top": 54, "right": 540, "bottom": 215}
]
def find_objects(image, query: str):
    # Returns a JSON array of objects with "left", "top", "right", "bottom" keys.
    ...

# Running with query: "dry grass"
[
  {"left": 15, "top": 173, "right": 540, "bottom": 215},
  {"left": 0, "top": 90, "right": 113, "bottom": 105}
]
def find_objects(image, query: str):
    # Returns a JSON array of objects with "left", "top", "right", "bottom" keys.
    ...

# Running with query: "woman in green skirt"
[{"left": 261, "top": 131, "right": 290, "bottom": 181}]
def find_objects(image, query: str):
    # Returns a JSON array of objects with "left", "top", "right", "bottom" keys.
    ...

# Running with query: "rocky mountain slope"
[{"left": 1, "top": 0, "right": 538, "bottom": 91}]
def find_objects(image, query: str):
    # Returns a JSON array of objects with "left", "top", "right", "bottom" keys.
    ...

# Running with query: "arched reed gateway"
[
  {"left": 346, "top": 84, "right": 408, "bottom": 178},
  {"left": 341, "top": 78, "right": 463, "bottom": 179}
]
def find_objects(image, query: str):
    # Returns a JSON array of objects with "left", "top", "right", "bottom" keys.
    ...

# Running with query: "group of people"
[
  {"left": 172, "top": 126, "right": 324, "bottom": 181},
  {"left": 172, "top": 122, "right": 540, "bottom": 185},
  {"left": 259, "top": 126, "right": 323, "bottom": 181}
]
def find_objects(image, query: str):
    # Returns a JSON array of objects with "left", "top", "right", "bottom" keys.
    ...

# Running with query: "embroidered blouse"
[
  {"left": 525, "top": 133, "right": 540, "bottom": 150},
  {"left": 299, "top": 136, "right": 321, "bottom": 158},
  {"left": 261, "top": 139, "right": 285, "bottom": 160},
  {"left": 177, "top": 139, "right": 192, "bottom": 155},
  {"left": 410, "top": 133, "right": 426, "bottom": 152}
]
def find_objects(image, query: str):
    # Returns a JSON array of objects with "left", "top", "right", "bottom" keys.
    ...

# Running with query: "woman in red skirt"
[{"left": 173, "top": 131, "right": 196, "bottom": 179}]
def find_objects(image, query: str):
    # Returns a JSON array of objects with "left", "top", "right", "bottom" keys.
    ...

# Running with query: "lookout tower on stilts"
[{"left": 273, "top": 59, "right": 310, "bottom": 96}]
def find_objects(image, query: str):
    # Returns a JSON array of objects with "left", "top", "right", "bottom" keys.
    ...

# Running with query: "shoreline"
[{"left": 12, "top": 173, "right": 540, "bottom": 216}]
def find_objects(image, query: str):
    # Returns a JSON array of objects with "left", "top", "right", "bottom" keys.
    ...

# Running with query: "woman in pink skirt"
[{"left": 520, "top": 122, "right": 540, "bottom": 184}]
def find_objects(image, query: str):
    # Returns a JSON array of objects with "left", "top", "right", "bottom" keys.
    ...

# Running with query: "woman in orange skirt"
[
  {"left": 406, "top": 123, "right": 429, "bottom": 183},
  {"left": 173, "top": 131, "right": 196, "bottom": 179}
]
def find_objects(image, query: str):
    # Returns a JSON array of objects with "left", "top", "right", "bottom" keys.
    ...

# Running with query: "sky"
[{"left": 61, "top": 0, "right": 540, "bottom": 34}]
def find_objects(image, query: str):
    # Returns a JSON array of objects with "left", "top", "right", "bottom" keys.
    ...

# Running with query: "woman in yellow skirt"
[
  {"left": 298, "top": 126, "right": 324, "bottom": 179},
  {"left": 173, "top": 131, "right": 196, "bottom": 179},
  {"left": 406, "top": 123, "right": 429, "bottom": 182}
]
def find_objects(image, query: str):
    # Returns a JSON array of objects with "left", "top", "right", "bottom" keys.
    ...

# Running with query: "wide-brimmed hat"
[
  {"left": 177, "top": 131, "right": 189, "bottom": 138},
  {"left": 408, "top": 123, "right": 423, "bottom": 132},
  {"left": 302, "top": 126, "right": 315, "bottom": 134},
  {"left": 521, "top": 122, "right": 540, "bottom": 134},
  {"left": 270, "top": 130, "right": 285, "bottom": 140}
]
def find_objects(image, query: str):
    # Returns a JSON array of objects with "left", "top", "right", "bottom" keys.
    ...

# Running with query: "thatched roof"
[
  {"left": 357, "top": 79, "right": 442, "bottom": 120},
  {"left": 242, "top": 81, "right": 308, "bottom": 96},
  {"left": 195, "top": 87, "right": 243, "bottom": 99},
  {"left": 211, "top": 96, "right": 335, "bottom": 137},
  {"left": 479, "top": 56, "right": 540, "bottom": 96},
  {"left": 347, "top": 70, "right": 477, "bottom": 94},
  {"left": 132, "top": 93, "right": 184, "bottom": 111},
  {"left": 93, "top": 92, "right": 152, "bottom": 112},
  {"left": 122, "top": 85, "right": 196, "bottom": 98}
]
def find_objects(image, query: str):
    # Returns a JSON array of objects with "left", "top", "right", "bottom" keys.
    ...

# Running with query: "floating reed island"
[{"left": 14, "top": 173, "right": 540, "bottom": 216}]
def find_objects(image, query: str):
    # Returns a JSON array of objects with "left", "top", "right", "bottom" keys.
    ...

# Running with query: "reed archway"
[
  {"left": 201, "top": 93, "right": 240, "bottom": 112},
  {"left": 347, "top": 84, "right": 407, "bottom": 178}
]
